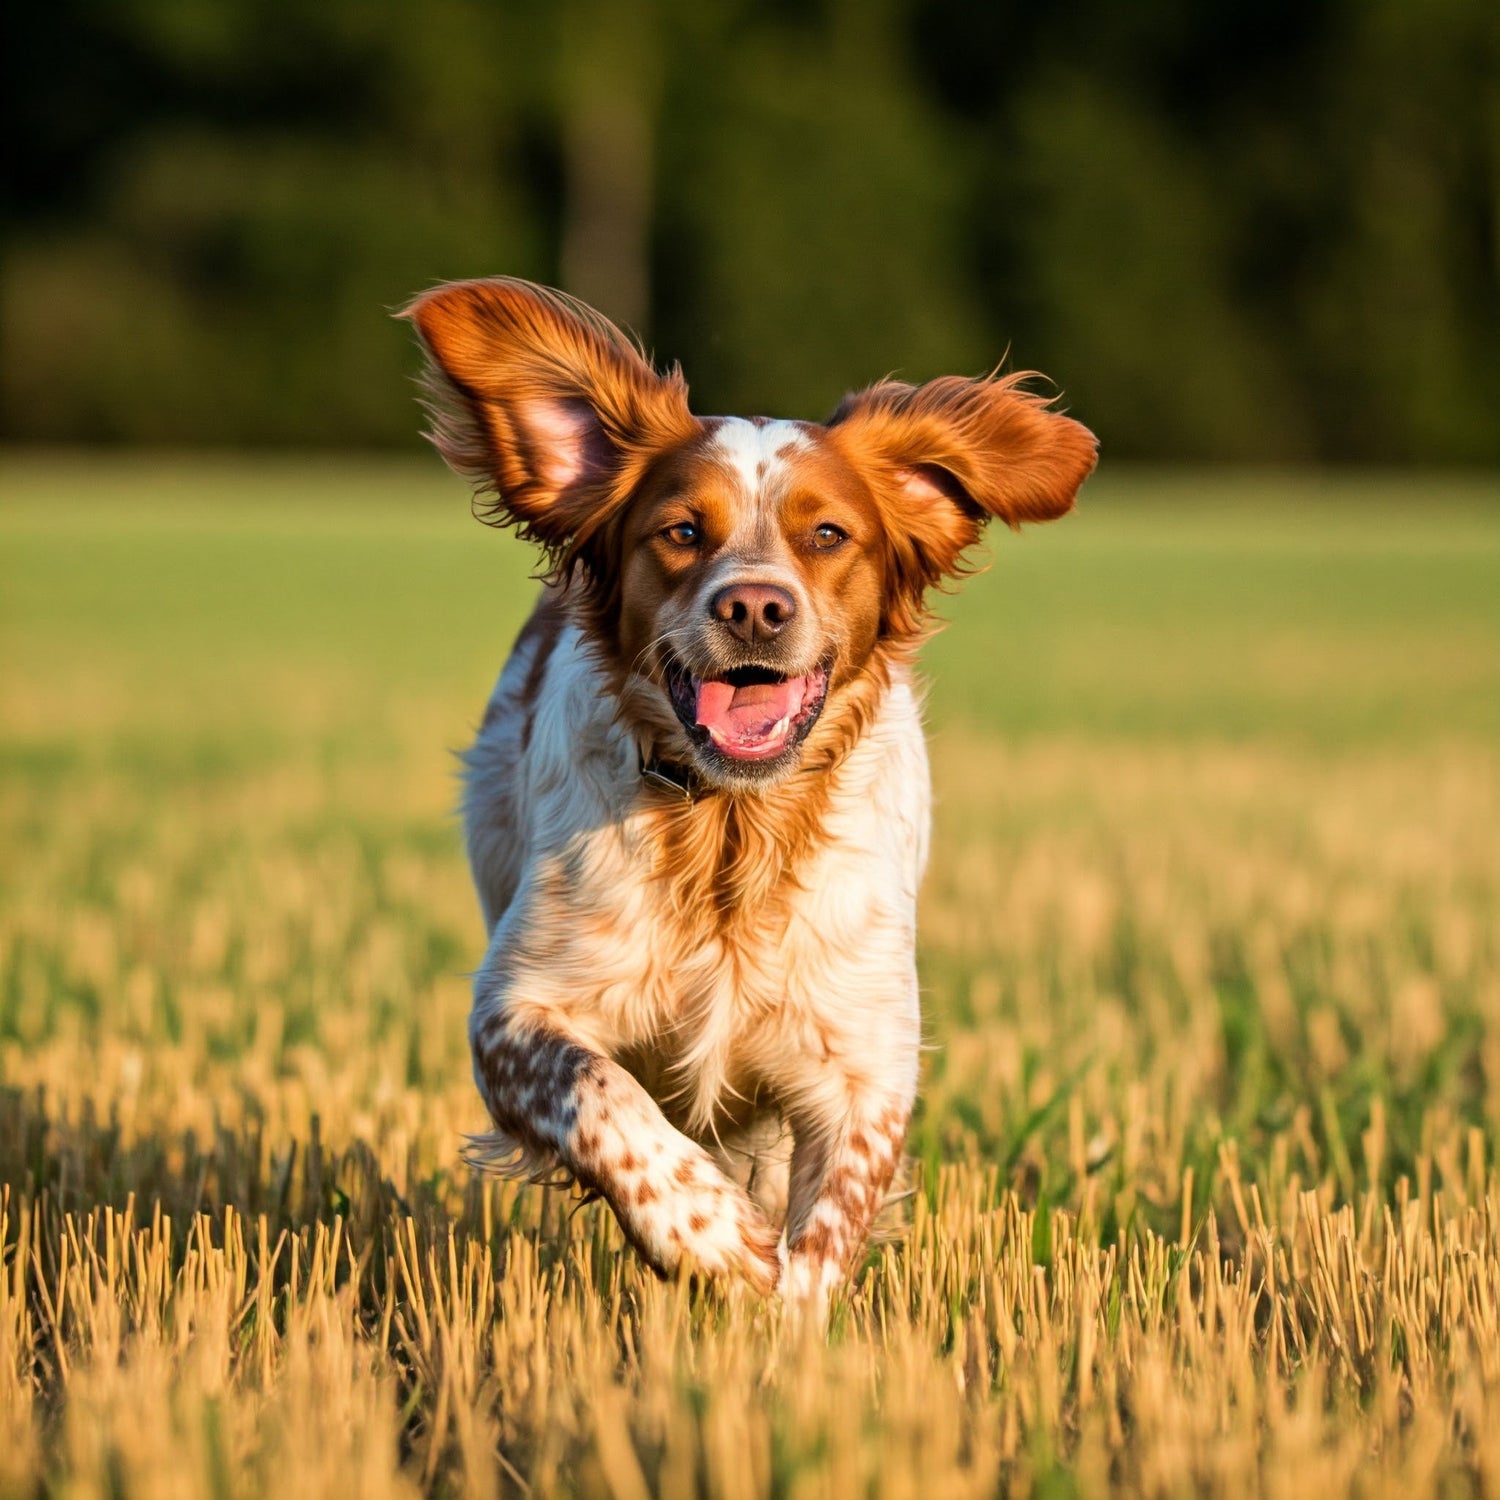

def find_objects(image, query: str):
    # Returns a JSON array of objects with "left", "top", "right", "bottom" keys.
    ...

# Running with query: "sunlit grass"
[{"left": 1, "top": 454, "right": 1498, "bottom": 1496}]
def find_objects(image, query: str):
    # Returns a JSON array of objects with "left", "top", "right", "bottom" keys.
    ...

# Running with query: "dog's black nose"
[{"left": 710, "top": 582, "right": 797, "bottom": 644}]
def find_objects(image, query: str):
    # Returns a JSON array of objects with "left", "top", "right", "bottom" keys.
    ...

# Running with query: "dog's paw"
[
  {"left": 778, "top": 1248, "right": 843, "bottom": 1322},
  {"left": 618, "top": 1149, "right": 781, "bottom": 1293}
]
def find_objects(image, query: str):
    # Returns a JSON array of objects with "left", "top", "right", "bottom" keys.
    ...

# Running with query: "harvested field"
[{"left": 2, "top": 457, "right": 1497, "bottom": 1497}]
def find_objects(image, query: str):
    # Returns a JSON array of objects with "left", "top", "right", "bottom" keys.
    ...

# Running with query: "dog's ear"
[
  {"left": 400, "top": 279, "right": 697, "bottom": 564},
  {"left": 827, "top": 375, "right": 1096, "bottom": 631}
]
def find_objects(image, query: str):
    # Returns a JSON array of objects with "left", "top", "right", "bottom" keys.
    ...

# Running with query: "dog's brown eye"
[
  {"left": 812, "top": 523, "right": 847, "bottom": 550},
  {"left": 662, "top": 521, "right": 700, "bottom": 547}
]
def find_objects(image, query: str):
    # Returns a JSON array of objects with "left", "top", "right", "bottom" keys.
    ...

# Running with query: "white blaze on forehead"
[{"left": 706, "top": 418, "right": 810, "bottom": 522}]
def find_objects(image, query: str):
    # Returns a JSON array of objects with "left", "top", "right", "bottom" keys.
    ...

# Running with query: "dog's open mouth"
[{"left": 664, "top": 659, "right": 830, "bottom": 763}]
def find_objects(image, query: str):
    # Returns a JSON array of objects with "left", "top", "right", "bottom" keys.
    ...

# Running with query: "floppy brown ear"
[
  {"left": 827, "top": 374, "right": 1097, "bottom": 623},
  {"left": 399, "top": 278, "right": 697, "bottom": 564}
]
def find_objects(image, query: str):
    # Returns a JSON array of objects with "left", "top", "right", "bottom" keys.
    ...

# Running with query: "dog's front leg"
[
  {"left": 469, "top": 1007, "right": 782, "bottom": 1292},
  {"left": 780, "top": 1088, "right": 913, "bottom": 1314}
]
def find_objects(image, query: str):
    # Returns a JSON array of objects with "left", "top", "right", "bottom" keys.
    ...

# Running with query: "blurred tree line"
[{"left": 4, "top": 0, "right": 1497, "bottom": 461}]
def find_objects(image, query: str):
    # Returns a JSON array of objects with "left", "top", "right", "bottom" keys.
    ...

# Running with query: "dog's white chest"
[{"left": 467, "top": 637, "right": 931, "bottom": 1132}]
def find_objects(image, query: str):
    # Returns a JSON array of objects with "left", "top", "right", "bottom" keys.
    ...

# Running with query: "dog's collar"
[{"left": 638, "top": 745, "right": 704, "bottom": 801}]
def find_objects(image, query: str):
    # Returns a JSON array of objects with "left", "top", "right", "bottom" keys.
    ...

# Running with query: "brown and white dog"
[{"left": 402, "top": 279, "right": 1095, "bottom": 1310}]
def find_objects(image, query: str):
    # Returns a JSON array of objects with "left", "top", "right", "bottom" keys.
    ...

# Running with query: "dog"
[{"left": 402, "top": 278, "right": 1095, "bottom": 1309}]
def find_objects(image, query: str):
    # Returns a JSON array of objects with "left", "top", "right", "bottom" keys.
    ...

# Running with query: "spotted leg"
[
  {"left": 779, "top": 1091, "right": 912, "bottom": 1314},
  {"left": 468, "top": 1010, "right": 782, "bottom": 1293}
]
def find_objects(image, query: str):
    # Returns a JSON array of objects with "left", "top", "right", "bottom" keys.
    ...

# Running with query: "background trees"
[{"left": 5, "top": 0, "right": 1496, "bottom": 461}]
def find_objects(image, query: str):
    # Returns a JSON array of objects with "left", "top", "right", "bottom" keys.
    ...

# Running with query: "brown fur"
[
  {"left": 639, "top": 652, "right": 893, "bottom": 932},
  {"left": 404, "top": 277, "right": 1096, "bottom": 1305}
]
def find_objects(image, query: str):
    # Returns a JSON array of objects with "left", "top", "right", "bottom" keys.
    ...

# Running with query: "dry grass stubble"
[
  {"left": 2, "top": 736, "right": 1497, "bottom": 1497},
  {"left": 2, "top": 464, "right": 1498, "bottom": 1495}
]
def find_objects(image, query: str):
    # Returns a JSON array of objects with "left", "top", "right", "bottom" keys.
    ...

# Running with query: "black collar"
[{"left": 638, "top": 746, "right": 704, "bottom": 801}]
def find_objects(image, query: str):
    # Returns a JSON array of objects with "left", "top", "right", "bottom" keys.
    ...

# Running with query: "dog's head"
[{"left": 403, "top": 278, "right": 1096, "bottom": 792}]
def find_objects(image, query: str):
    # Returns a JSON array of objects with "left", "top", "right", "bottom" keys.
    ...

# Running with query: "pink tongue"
[{"left": 695, "top": 677, "right": 805, "bottom": 746}]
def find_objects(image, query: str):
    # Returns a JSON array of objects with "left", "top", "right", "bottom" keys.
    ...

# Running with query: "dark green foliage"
[{"left": 5, "top": 0, "right": 1496, "bottom": 459}]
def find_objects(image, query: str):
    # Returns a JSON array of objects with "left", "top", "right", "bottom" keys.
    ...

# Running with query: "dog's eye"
[
  {"left": 662, "top": 521, "right": 700, "bottom": 548},
  {"left": 812, "top": 523, "right": 847, "bottom": 550}
]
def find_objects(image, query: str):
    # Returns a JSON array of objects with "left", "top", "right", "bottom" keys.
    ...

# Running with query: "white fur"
[
  {"left": 463, "top": 605, "right": 926, "bottom": 1306},
  {"left": 705, "top": 417, "right": 811, "bottom": 519},
  {"left": 467, "top": 620, "right": 925, "bottom": 1111}
]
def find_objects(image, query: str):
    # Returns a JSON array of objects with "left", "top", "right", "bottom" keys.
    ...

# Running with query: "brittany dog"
[{"left": 402, "top": 278, "right": 1096, "bottom": 1310}]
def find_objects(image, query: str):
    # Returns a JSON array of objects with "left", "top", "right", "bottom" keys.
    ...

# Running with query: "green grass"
[
  {"left": 5, "top": 455, "right": 1496, "bottom": 755},
  {"left": 1, "top": 453, "right": 1498, "bottom": 1498}
]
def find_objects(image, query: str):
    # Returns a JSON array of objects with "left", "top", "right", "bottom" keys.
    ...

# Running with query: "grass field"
[{"left": 2, "top": 453, "right": 1498, "bottom": 1498}]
